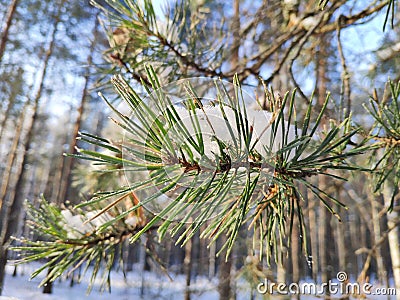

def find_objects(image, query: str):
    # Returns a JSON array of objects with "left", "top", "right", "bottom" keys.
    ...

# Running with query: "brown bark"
[
  {"left": 51, "top": 125, "right": 71, "bottom": 204},
  {"left": 218, "top": 235, "right": 232, "bottom": 300},
  {"left": 308, "top": 191, "right": 319, "bottom": 282},
  {"left": 334, "top": 186, "right": 346, "bottom": 273},
  {"left": 315, "top": 35, "right": 333, "bottom": 296},
  {"left": 291, "top": 218, "right": 300, "bottom": 284},
  {"left": 57, "top": 15, "right": 100, "bottom": 204},
  {"left": 0, "top": 69, "right": 22, "bottom": 147},
  {"left": 216, "top": 3, "right": 240, "bottom": 297},
  {"left": 0, "top": 102, "right": 27, "bottom": 213},
  {"left": 0, "top": 248, "right": 6, "bottom": 296},
  {"left": 0, "top": 101, "right": 27, "bottom": 295},
  {"left": 0, "top": 0, "right": 19, "bottom": 64},
  {"left": 318, "top": 182, "right": 333, "bottom": 295},
  {"left": 218, "top": 258, "right": 232, "bottom": 300},
  {"left": 184, "top": 231, "right": 193, "bottom": 300}
]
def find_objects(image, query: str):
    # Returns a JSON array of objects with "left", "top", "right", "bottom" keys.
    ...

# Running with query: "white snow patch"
[
  {"left": 168, "top": 105, "right": 295, "bottom": 160},
  {"left": 124, "top": 215, "right": 140, "bottom": 227},
  {"left": 59, "top": 210, "right": 114, "bottom": 239}
]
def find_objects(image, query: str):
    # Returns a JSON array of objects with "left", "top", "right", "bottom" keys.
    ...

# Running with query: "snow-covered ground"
[
  {"left": 2, "top": 263, "right": 234, "bottom": 300},
  {"left": 2, "top": 263, "right": 397, "bottom": 299}
]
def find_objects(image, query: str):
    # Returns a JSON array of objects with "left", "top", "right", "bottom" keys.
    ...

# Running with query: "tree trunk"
[
  {"left": 315, "top": 35, "right": 332, "bottom": 296},
  {"left": 57, "top": 14, "right": 100, "bottom": 204},
  {"left": 0, "top": 0, "right": 64, "bottom": 294},
  {"left": 0, "top": 68, "right": 22, "bottom": 149},
  {"left": 0, "top": 101, "right": 27, "bottom": 213},
  {"left": 276, "top": 246, "right": 287, "bottom": 300},
  {"left": 383, "top": 185, "right": 400, "bottom": 298},
  {"left": 184, "top": 232, "right": 193, "bottom": 300},
  {"left": 370, "top": 191, "right": 387, "bottom": 284},
  {"left": 50, "top": 124, "right": 71, "bottom": 204},
  {"left": 291, "top": 217, "right": 300, "bottom": 284},
  {"left": 0, "top": 0, "right": 19, "bottom": 64},
  {"left": 334, "top": 186, "right": 346, "bottom": 273},
  {"left": 334, "top": 192, "right": 348, "bottom": 298},
  {"left": 0, "top": 102, "right": 27, "bottom": 295},
  {"left": 209, "top": 239, "right": 216, "bottom": 279},
  {"left": 318, "top": 180, "right": 333, "bottom": 296},
  {"left": 92, "top": 110, "right": 106, "bottom": 152},
  {"left": 139, "top": 236, "right": 148, "bottom": 297},
  {"left": 218, "top": 235, "right": 232, "bottom": 300},
  {"left": 335, "top": 211, "right": 346, "bottom": 272},
  {"left": 42, "top": 267, "right": 53, "bottom": 294},
  {"left": 308, "top": 192, "right": 319, "bottom": 282},
  {"left": 0, "top": 247, "right": 7, "bottom": 296},
  {"left": 217, "top": 2, "right": 239, "bottom": 296},
  {"left": 216, "top": 3, "right": 239, "bottom": 296},
  {"left": 39, "top": 4, "right": 65, "bottom": 293},
  {"left": 351, "top": 214, "right": 362, "bottom": 275}
]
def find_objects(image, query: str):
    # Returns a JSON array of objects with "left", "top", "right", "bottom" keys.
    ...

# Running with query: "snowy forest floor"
[
  {"left": 2, "top": 263, "right": 240, "bottom": 300},
  {"left": 2, "top": 263, "right": 396, "bottom": 299}
]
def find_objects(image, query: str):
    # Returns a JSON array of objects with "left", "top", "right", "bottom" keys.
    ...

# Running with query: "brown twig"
[
  {"left": 108, "top": 0, "right": 390, "bottom": 88},
  {"left": 109, "top": 53, "right": 151, "bottom": 86},
  {"left": 318, "top": 0, "right": 390, "bottom": 34},
  {"left": 287, "top": 11, "right": 327, "bottom": 102},
  {"left": 373, "top": 136, "right": 400, "bottom": 146},
  {"left": 60, "top": 224, "right": 159, "bottom": 247},
  {"left": 336, "top": 15, "right": 351, "bottom": 120}
]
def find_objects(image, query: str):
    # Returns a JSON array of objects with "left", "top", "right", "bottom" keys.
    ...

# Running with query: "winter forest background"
[{"left": 0, "top": 0, "right": 400, "bottom": 299}]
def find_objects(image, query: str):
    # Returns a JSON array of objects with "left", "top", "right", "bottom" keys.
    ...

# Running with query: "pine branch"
[
  {"left": 12, "top": 69, "right": 373, "bottom": 290},
  {"left": 365, "top": 80, "right": 400, "bottom": 210},
  {"left": 11, "top": 197, "right": 158, "bottom": 293},
  {"left": 66, "top": 69, "right": 370, "bottom": 259},
  {"left": 94, "top": 0, "right": 394, "bottom": 87}
]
